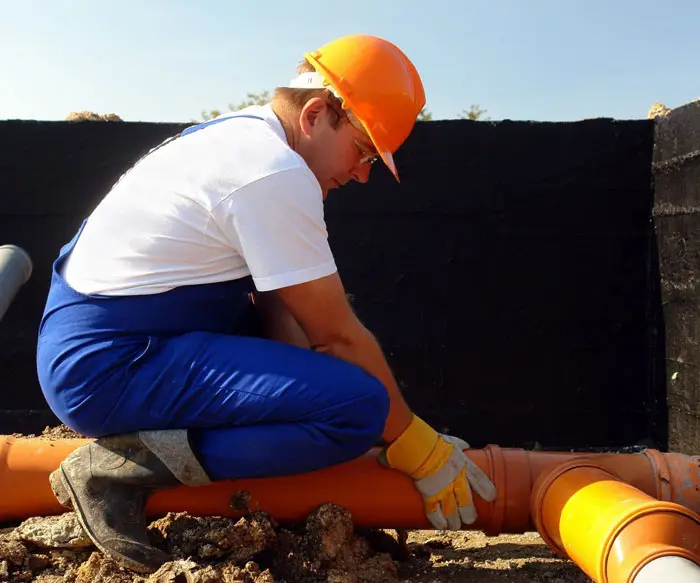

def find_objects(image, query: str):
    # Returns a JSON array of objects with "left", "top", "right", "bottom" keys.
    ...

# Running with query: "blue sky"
[{"left": 2, "top": 0, "right": 698, "bottom": 123}]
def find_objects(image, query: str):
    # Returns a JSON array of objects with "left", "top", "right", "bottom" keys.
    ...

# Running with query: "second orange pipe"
[{"left": 531, "top": 459, "right": 700, "bottom": 582}]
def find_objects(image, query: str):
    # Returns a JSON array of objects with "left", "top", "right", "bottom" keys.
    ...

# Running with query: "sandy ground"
[
  {"left": 401, "top": 530, "right": 591, "bottom": 583},
  {"left": 0, "top": 426, "right": 593, "bottom": 582}
]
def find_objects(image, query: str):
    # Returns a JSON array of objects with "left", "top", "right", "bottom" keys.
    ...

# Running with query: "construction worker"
[{"left": 36, "top": 33, "right": 497, "bottom": 573}]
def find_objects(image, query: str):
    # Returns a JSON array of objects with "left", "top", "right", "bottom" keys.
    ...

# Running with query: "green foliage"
[
  {"left": 417, "top": 107, "right": 433, "bottom": 121},
  {"left": 413, "top": 104, "right": 489, "bottom": 122},
  {"left": 458, "top": 104, "right": 489, "bottom": 120},
  {"left": 199, "top": 91, "right": 271, "bottom": 122},
  {"left": 230, "top": 90, "right": 271, "bottom": 110},
  {"left": 200, "top": 109, "right": 222, "bottom": 121}
]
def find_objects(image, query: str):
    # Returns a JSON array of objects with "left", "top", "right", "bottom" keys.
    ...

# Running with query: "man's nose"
[{"left": 351, "top": 161, "right": 372, "bottom": 184}]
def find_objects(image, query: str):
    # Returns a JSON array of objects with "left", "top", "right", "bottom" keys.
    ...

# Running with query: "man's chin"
[{"left": 323, "top": 181, "right": 339, "bottom": 199}]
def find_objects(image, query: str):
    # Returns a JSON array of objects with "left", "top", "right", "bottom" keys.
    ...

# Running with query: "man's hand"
[{"left": 378, "top": 415, "right": 497, "bottom": 530}]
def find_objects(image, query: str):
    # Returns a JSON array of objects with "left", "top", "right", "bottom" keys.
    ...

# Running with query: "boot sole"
[
  {"left": 49, "top": 469, "right": 73, "bottom": 509},
  {"left": 49, "top": 465, "right": 159, "bottom": 574}
]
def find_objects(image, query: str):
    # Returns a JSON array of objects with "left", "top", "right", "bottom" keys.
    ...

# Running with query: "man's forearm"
[
  {"left": 317, "top": 324, "right": 413, "bottom": 443},
  {"left": 253, "top": 292, "right": 310, "bottom": 349}
]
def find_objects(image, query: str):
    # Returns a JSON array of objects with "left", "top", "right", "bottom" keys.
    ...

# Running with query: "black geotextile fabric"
[{"left": 0, "top": 117, "right": 663, "bottom": 449}]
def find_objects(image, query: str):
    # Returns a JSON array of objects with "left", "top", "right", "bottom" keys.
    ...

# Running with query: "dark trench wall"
[
  {"left": 0, "top": 116, "right": 664, "bottom": 450},
  {"left": 652, "top": 100, "right": 700, "bottom": 454}
]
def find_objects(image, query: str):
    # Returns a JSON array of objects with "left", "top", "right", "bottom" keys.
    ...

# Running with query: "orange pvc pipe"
[
  {"left": 1, "top": 437, "right": 699, "bottom": 534},
  {"left": 531, "top": 459, "right": 700, "bottom": 583}
]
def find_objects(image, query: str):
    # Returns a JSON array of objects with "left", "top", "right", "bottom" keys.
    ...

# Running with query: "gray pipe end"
[{"left": 0, "top": 245, "right": 33, "bottom": 283}]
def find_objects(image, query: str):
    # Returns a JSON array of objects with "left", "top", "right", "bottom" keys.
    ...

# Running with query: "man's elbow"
[{"left": 310, "top": 323, "right": 372, "bottom": 356}]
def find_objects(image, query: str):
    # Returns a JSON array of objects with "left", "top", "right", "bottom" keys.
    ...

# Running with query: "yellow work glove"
[{"left": 378, "top": 415, "right": 497, "bottom": 530}]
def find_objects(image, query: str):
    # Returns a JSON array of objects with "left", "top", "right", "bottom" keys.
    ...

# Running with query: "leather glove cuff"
[{"left": 381, "top": 414, "right": 440, "bottom": 475}]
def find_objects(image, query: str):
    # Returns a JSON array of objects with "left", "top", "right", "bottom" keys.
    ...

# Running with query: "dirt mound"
[
  {"left": 0, "top": 507, "right": 594, "bottom": 583},
  {"left": 0, "top": 505, "right": 593, "bottom": 583},
  {"left": 0, "top": 504, "right": 404, "bottom": 583}
]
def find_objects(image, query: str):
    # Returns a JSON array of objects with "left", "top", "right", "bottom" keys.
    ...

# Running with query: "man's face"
[{"left": 298, "top": 98, "right": 379, "bottom": 199}]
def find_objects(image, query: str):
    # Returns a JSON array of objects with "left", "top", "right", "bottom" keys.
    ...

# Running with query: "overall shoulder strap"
[
  {"left": 180, "top": 113, "right": 263, "bottom": 137},
  {"left": 109, "top": 113, "right": 265, "bottom": 190}
]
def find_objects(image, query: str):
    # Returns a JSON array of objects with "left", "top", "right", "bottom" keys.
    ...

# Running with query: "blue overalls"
[{"left": 35, "top": 115, "right": 389, "bottom": 480}]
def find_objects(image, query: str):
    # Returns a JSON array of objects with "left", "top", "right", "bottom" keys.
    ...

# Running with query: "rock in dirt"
[
  {"left": 217, "top": 560, "right": 275, "bottom": 583},
  {"left": 147, "top": 558, "right": 208, "bottom": 582},
  {"left": 263, "top": 504, "right": 399, "bottom": 583},
  {"left": 144, "top": 556, "right": 276, "bottom": 583},
  {"left": 12, "top": 513, "right": 93, "bottom": 549},
  {"left": 75, "top": 552, "right": 147, "bottom": 583},
  {"left": 148, "top": 511, "right": 277, "bottom": 562},
  {"left": 0, "top": 538, "right": 29, "bottom": 567},
  {"left": 304, "top": 504, "right": 355, "bottom": 563}
]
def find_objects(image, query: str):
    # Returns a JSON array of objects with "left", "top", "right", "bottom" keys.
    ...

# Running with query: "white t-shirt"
[{"left": 61, "top": 105, "right": 337, "bottom": 295}]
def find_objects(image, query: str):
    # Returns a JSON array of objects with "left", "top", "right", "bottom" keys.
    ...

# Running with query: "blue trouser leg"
[{"left": 76, "top": 331, "right": 390, "bottom": 480}]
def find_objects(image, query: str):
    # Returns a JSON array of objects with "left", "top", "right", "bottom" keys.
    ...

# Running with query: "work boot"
[{"left": 49, "top": 429, "right": 211, "bottom": 573}]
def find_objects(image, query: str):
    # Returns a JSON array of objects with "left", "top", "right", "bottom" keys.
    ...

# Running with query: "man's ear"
[{"left": 299, "top": 97, "right": 329, "bottom": 137}]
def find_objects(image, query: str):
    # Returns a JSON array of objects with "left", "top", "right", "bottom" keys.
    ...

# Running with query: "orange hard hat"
[{"left": 296, "top": 34, "right": 425, "bottom": 181}]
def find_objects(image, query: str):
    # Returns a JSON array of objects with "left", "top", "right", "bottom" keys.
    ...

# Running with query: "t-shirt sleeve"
[{"left": 211, "top": 166, "right": 338, "bottom": 291}]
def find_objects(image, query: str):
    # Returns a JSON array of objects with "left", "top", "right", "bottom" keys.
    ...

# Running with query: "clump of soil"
[
  {"left": 148, "top": 511, "right": 277, "bottom": 563},
  {"left": 10, "top": 424, "right": 86, "bottom": 440},
  {"left": 257, "top": 504, "right": 398, "bottom": 583}
]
